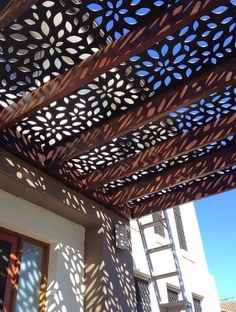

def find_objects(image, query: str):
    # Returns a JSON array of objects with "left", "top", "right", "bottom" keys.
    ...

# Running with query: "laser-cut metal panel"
[
  {"left": 42, "top": 57, "right": 236, "bottom": 166},
  {"left": 105, "top": 135, "right": 236, "bottom": 193},
  {"left": 129, "top": 164, "right": 236, "bottom": 207},
  {"left": 51, "top": 89, "right": 236, "bottom": 196},
  {"left": 127, "top": 3, "right": 236, "bottom": 95},
  {"left": 85, "top": 0, "right": 180, "bottom": 41},
  {"left": 0, "top": 0, "right": 39, "bottom": 30},
  {"left": 132, "top": 165, "right": 236, "bottom": 218},
  {"left": 0, "top": 1, "right": 228, "bottom": 131},
  {"left": 38, "top": 1, "right": 236, "bottom": 164},
  {"left": 17, "top": 64, "right": 148, "bottom": 149},
  {"left": 110, "top": 143, "right": 236, "bottom": 205},
  {"left": 0, "top": 1, "right": 236, "bottom": 218},
  {"left": 84, "top": 91, "right": 236, "bottom": 189},
  {"left": 0, "top": 0, "right": 108, "bottom": 111},
  {"left": 52, "top": 115, "right": 180, "bottom": 177},
  {"left": 0, "top": 0, "right": 10, "bottom": 10}
]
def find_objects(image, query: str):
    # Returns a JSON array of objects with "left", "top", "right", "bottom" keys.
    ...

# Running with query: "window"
[
  {"left": 134, "top": 277, "right": 152, "bottom": 312},
  {"left": 153, "top": 212, "right": 165, "bottom": 238},
  {"left": 193, "top": 296, "right": 202, "bottom": 312},
  {"left": 0, "top": 228, "right": 49, "bottom": 312},
  {"left": 167, "top": 287, "right": 179, "bottom": 302},
  {"left": 174, "top": 207, "right": 187, "bottom": 251}
]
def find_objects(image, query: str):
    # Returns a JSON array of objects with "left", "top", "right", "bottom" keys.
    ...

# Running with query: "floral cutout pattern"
[
  {"left": 1, "top": 0, "right": 236, "bottom": 212},
  {"left": 105, "top": 135, "right": 236, "bottom": 192},
  {"left": 56, "top": 85, "right": 236, "bottom": 180},
  {"left": 57, "top": 115, "right": 180, "bottom": 175},
  {"left": 170, "top": 86, "right": 236, "bottom": 132},
  {"left": 129, "top": 164, "right": 236, "bottom": 205},
  {"left": 14, "top": 3, "right": 236, "bottom": 150},
  {"left": 102, "top": 86, "right": 236, "bottom": 190},
  {"left": 0, "top": 0, "right": 108, "bottom": 108},
  {"left": 86, "top": 0, "right": 180, "bottom": 40},
  {"left": 17, "top": 64, "right": 148, "bottom": 147},
  {"left": 128, "top": 3, "right": 236, "bottom": 93}
]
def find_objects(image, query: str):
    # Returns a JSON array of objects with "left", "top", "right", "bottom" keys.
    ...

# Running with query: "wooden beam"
[
  {"left": 59, "top": 167, "right": 111, "bottom": 204},
  {"left": 52, "top": 165, "right": 86, "bottom": 190},
  {"left": 132, "top": 169, "right": 236, "bottom": 218},
  {"left": 46, "top": 55, "right": 236, "bottom": 166},
  {"left": 0, "top": 0, "right": 226, "bottom": 131},
  {"left": 85, "top": 113, "right": 236, "bottom": 189},
  {"left": 0, "top": 130, "right": 114, "bottom": 213},
  {"left": 110, "top": 145, "right": 236, "bottom": 205},
  {"left": 0, "top": 0, "right": 39, "bottom": 30}
]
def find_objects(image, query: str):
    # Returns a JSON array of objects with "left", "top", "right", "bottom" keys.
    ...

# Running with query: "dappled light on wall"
[
  {"left": 46, "top": 243, "right": 84, "bottom": 312},
  {"left": 46, "top": 281, "right": 66, "bottom": 312},
  {"left": 85, "top": 210, "right": 136, "bottom": 312}
]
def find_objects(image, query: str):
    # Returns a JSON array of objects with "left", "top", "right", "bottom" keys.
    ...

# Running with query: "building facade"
[
  {"left": 0, "top": 148, "right": 222, "bottom": 312},
  {"left": 0, "top": 147, "right": 137, "bottom": 312},
  {"left": 131, "top": 202, "right": 221, "bottom": 312}
]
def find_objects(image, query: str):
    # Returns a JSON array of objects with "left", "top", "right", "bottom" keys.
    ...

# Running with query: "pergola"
[{"left": 1, "top": 0, "right": 236, "bottom": 219}]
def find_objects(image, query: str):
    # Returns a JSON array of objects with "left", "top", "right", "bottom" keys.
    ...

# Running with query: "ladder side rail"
[
  {"left": 163, "top": 210, "right": 193, "bottom": 312},
  {"left": 137, "top": 218, "right": 162, "bottom": 307}
]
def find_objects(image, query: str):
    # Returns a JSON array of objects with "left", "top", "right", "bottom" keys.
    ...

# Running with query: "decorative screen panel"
[
  {"left": 167, "top": 288, "right": 179, "bottom": 303},
  {"left": 153, "top": 212, "right": 165, "bottom": 238},
  {"left": 174, "top": 207, "right": 187, "bottom": 251},
  {"left": 135, "top": 277, "right": 152, "bottom": 312}
]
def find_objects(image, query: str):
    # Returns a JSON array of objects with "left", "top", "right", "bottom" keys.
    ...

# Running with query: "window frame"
[
  {"left": 134, "top": 276, "right": 152, "bottom": 312},
  {"left": 167, "top": 285, "right": 180, "bottom": 303},
  {"left": 0, "top": 231, "right": 19, "bottom": 312},
  {"left": 0, "top": 227, "right": 49, "bottom": 312},
  {"left": 173, "top": 206, "right": 188, "bottom": 251},
  {"left": 153, "top": 211, "right": 165, "bottom": 238},
  {"left": 192, "top": 295, "right": 203, "bottom": 312}
]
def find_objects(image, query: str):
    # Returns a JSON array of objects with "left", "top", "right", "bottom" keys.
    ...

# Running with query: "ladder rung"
[
  {"left": 153, "top": 271, "right": 178, "bottom": 280},
  {"left": 147, "top": 244, "right": 172, "bottom": 254},
  {"left": 139, "top": 219, "right": 165, "bottom": 230}
]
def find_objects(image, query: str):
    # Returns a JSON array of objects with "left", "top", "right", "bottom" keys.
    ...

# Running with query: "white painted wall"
[
  {"left": 130, "top": 202, "right": 221, "bottom": 312},
  {"left": 0, "top": 188, "right": 85, "bottom": 312}
]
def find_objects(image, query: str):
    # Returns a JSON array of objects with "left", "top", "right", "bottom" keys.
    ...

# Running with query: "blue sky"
[{"left": 195, "top": 189, "right": 236, "bottom": 300}]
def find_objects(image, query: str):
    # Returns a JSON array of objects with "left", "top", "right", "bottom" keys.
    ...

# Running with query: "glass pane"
[
  {"left": 0, "top": 240, "right": 11, "bottom": 312},
  {"left": 15, "top": 241, "right": 44, "bottom": 312}
]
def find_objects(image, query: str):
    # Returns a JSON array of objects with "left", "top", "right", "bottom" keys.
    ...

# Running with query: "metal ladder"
[{"left": 137, "top": 210, "right": 193, "bottom": 312}]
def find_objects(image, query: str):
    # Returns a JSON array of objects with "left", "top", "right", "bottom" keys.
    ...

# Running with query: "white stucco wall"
[
  {"left": 130, "top": 202, "right": 221, "bottom": 312},
  {"left": 0, "top": 188, "right": 85, "bottom": 312},
  {"left": 176, "top": 203, "right": 221, "bottom": 312}
]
